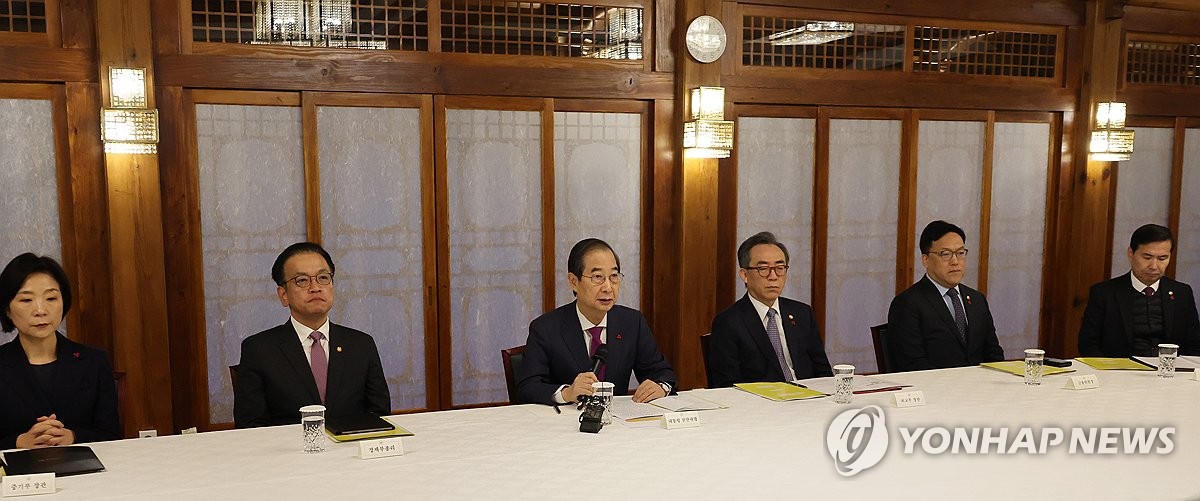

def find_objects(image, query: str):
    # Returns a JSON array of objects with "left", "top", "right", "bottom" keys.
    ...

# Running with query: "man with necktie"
[
  {"left": 234, "top": 242, "right": 390, "bottom": 428},
  {"left": 888, "top": 220, "right": 1005, "bottom": 371},
  {"left": 707, "top": 232, "right": 832, "bottom": 387},
  {"left": 1078, "top": 224, "right": 1200, "bottom": 357},
  {"left": 516, "top": 238, "right": 676, "bottom": 405}
]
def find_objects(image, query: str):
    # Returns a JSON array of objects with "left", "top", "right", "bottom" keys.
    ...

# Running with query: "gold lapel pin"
[{"left": 337, "top": 346, "right": 343, "bottom": 353}]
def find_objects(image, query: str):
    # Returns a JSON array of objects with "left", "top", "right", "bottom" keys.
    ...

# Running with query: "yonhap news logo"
[
  {"left": 825, "top": 405, "right": 1176, "bottom": 478},
  {"left": 825, "top": 405, "right": 889, "bottom": 477}
]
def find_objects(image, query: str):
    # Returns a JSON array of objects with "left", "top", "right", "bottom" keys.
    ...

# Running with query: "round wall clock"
[{"left": 685, "top": 15, "right": 727, "bottom": 64}]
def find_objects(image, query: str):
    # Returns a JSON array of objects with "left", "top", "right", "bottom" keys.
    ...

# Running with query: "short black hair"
[
  {"left": 737, "top": 232, "right": 790, "bottom": 269},
  {"left": 0, "top": 253, "right": 73, "bottom": 332},
  {"left": 567, "top": 238, "right": 621, "bottom": 279},
  {"left": 1129, "top": 224, "right": 1173, "bottom": 252},
  {"left": 271, "top": 242, "right": 335, "bottom": 286},
  {"left": 919, "top": 220, "right": 966, "bottom": 254}
]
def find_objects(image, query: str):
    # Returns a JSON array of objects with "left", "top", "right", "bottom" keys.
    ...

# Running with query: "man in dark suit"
[
  {"left": 516, "top": 238, "right": 676, "bottom": 405},
  {"left": 234, "top": 242, "right": 390, "bottom": 428},
  {"left": 707, "top": 232, "right": 832, "bottom": 387},
  {"left": 1078, "top": 224, "right": 1200, "bottom": 357},
  {"left": 888, "top": 220, "right": 1004, "bottom": 371}
]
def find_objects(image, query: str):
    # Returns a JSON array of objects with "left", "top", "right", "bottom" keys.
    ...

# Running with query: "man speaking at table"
[
  {"left": 707, "top": 231, "right": 832, "bottom": 387},
  {"left": 1078, "top": 224, "right": 1200, "bottom": 357},
  {"left": 234, "top": 242, "right": 391, "bottom": 427},
  {"left": 516, "top": 238, "right": 676, "bottom": 405},
  {"left": 888, "top": 220, "right": 1004, "bottom": 371}
]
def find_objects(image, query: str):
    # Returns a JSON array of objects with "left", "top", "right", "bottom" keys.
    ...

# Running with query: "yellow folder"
[
  {"left": 980, "top": 360, "right": 1075, "bottom": 376},
  {"left": 1074, "top": 357, "right": 1155, "bottom": 371},
  {"left": 734, "top": 382, "right": 826, "bottom": 401}
]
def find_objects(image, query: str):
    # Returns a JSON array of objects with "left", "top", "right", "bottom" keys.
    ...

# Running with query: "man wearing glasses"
[
  {"left": 234, "top": 242, "right": 390, "bottom": 427},
  {"left": 516, "top": 238, "right": 676, "bottom": 405},
  {"left": 888, "top": 220, "right": 1004, "bottom": 371},
  {"left": 707, "top": 232, "right": 832, "bottom": 387}
]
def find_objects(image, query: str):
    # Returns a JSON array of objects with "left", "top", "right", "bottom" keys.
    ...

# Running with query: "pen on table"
[
  {"left": 552, "top": 403, "right": 561, "bottom": 414},
  {"left": 786, "top": 381, "right": 807, "bottom": 388}
]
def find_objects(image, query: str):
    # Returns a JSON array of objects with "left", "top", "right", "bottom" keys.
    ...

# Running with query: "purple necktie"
[
  {"left": 765, "top": 308, "right": 790, "bottom": 380},
  {"left": 309, "top": 331, "right": 328, "bottom": 403},
  {"left": 1144, "top": 286, "right": 1155, "bottom": 297},
  {"left": 587, "top": 326, "right": 606, "bottom": 381}
]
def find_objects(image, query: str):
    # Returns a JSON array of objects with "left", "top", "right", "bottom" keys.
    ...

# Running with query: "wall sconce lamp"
[
  {"left": 684, "top": 86, "right": 733, "bottom": 159},
  {"left": 1089, "top": 102, "right": 1134, "bottom": 162},
  {"left": 101, "top": 67, "right": 159, "bottom": 154}
]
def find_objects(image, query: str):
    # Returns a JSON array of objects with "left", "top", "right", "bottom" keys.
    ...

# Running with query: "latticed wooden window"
[
  {"left": 191, "top": 0, "right": 430, "bottom": 50},
  {"left": 912, "top": 26, "right": 1057, "bottom": 78},
  {"left": 440, "top": 1, "right": 642, "bottom": 59},
  {"left": 742, "top": 16, "right": 905, "bottom": 70},
  {"left": 1126, "top": 40, "right": 1200, "bottom": 87},
  {"left": 0, "top": 0, "right": 47, "bottom": 33}
]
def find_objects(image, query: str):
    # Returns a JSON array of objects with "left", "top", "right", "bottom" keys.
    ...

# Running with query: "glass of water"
[
  {"left": 833, "top": 364, "right": 855, "bottom": 404},
  {"left": 300, "top": 404, "right": 326, "bottom": 453},
  {"left": 590, "top": 382, "right": 615, "bottom": 425},
  {"left": 1158, "top": 343, "right": 1179, "bottom": 378},
  {"left": 1024, "top": 349, "right": 1045, "bottom": 385}
]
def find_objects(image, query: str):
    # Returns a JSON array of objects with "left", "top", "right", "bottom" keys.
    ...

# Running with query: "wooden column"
[
  {"left": 663, "top": 0, "right": 723, "bottom": 390},
  {"left": 1047, "top": 0, "right": 1125, "bottom": 358},
  {"left": 96, "top": 0, "right": 174, "bottom": 436}
]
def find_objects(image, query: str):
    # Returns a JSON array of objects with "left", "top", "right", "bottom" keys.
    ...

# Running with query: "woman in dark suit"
[{"left": 0, "top": 253, "right": 121, "bottom": 449}]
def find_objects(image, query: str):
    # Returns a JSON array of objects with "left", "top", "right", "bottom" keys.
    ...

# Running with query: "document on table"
[
  {"left": 1074, "top": 357, "right": 1155, "bottom": 371},
  {"left": 802, "top": 377, "right": 911, "bottom": 395},
  {"left": 1133, "top": 355, "right": 1200, "bottom": 371},
  {"left": 611, "top": 398, "right": 668, "bottom": 420},
  {"left": 981, "top": 361, "right": 1075, "bottom": 376},
  {"left": 734, "top": 382, "right": 826, "bottom": 401},
  {"left": 651, "top": 394, "right": 726, "bottom": 412}
]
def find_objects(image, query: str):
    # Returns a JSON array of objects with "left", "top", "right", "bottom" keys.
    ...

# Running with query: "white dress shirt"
[{"left": 291, "top": 317, "right": 331, "bottom": 365}]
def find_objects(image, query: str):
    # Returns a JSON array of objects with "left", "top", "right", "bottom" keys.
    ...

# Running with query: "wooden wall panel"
[
  {"left": 154, "top": 54, "right": 673, "bottom": 99},
  {"left": 733, "top": 0, "right": 1085, "bottom": 26},
  {"left": 58, "top": 0, "right": 96, "bottom": 48}
]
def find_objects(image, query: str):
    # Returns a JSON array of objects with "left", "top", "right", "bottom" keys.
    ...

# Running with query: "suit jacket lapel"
[
  {"left": 920, "top": 278, "right": 964, "bottom": 347},
  {"left": 778, "top": 300, "right": 805, "bottom": 369},
  {"left": 49, "top": 336, "right": 86, "bottom": 410},
  {"left": 737, "top": 295, "right": 785, "bottom": 380},
  {"left": 277, "top": 323, "right": 321, "bottom": 403},
  {"left": 1162, "top": 278, "right": 1177, "bottom": 341},
  {"left": 604, "top": 308, "right": 629, "bottom": 380},
  {"left": 0, "top": 341, "right": 51, "bottom": 412},
  {"left": 562, "top": 302, "right": 592, "bottom": 372},
  {"left": 325, "top": 324, "right": 345, "bottom": 404}
]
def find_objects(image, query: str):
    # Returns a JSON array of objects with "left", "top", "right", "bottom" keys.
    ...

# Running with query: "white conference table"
[{"left": 15, "top": 364, "right": 1200, "bottom": 500}]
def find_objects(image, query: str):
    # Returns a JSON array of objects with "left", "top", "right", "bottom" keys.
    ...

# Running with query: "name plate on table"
[
  {"left": 2, "top": 473, "right": 55, "bottom": 498},
  {"left": 1065, "top": 374, "right": 1100, "bottom": 390},
  {"left": 1194, "top": 370, "right": 1199, "bottom": 381},
  {"left": 662, "top": 411, "right": 702, "bottom": 429},
  {"left": 359, "top": 437, "right": 405, "bottom": 460},
  {"left": 893, "top": 391, "right": 926, "bottom": 408}
]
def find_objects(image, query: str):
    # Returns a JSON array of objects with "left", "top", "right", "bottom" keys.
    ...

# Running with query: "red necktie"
[{"left": 1144, "top": 286, "right": 1155, "bottom": 297}]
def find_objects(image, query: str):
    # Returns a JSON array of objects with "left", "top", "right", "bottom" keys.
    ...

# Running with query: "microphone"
[{"left": 590, "top": 344, "right": 608, "bottom": 375}]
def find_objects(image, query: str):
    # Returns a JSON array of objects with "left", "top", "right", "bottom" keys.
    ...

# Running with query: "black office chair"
[
  {"left": 501, "top": 345, "right": 526, "bottom": 404},
  {"left": 229, "top": 365, "right": 240, "bottom": 389},
  {"left": 870, "top": 324, "right": 892, "bottom": 373}
]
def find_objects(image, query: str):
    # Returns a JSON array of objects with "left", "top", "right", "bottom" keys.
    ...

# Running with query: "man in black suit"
[
  {"left": 234, "top": 242, "right": 390, "bottom": 428},
  {"left": 888, "top": 220, "right": 1004, "bottom": 371},
  {"left": 516, "top": 238, "right": 676, "bottom": 405},
  {"left": 1078, "top": 224, "right": 1200, "bottom": 357},
  {"left": 707, "top": 232, "right": 832, "bottom": 387}
]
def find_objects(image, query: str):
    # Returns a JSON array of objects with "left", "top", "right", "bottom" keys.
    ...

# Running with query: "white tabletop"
[{"left": 13, "top": 364, "right": 1200, "bottom": 500}]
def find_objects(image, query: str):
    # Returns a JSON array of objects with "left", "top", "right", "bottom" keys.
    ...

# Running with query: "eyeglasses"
[
  {"left": 286, "top": 272, "right": 334, "bottom": 288},
  {"left": 583, "top": 272, "right": 624, "bottom": 286},
  {"left": 927, "top": 249, "right": 969, "bottom": 262},
  {"left": 745, "top": 265, "right": 789, "bottom": 277}
]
